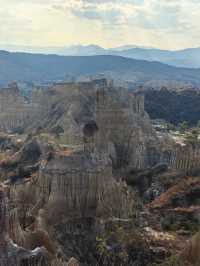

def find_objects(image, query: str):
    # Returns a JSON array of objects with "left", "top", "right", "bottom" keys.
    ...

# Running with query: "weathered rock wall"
[
  {"left": 0, "top": 84, "right": 48, "bottom": 133},
  {"left": 95, "top": 85, "right": 158, "bottom": 169},
  {"left": 39, "top": 151, "right": 113, "bottom": 219},
  {"left": 0, "top": 186, "right": 49, "bottom": 266},
  {"left": 169, "top": 145, "right": 200, "bottom": 174}
]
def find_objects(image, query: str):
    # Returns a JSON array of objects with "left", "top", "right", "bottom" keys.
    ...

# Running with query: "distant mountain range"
[
  {"left": 1, "top": 44, "right": 200, "bottom": 68},
  {"left": 1, "top": 50, "right": 200, "bottom": 87}
]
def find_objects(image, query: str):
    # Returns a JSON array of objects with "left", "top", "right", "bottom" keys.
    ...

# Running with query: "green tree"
[
  {"left": 185, "top": 129, "right": 199, "bottom": 146},
  {"left": 166, "top": 123, "right": 176, "bottom": 131},
  {"left": 179, "top": 121, "right": 188, "bottom": 133}
]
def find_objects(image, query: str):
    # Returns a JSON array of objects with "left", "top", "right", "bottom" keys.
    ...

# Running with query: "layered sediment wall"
[{"left": 169, "top": 145, "right": 200, "bottom": 173}]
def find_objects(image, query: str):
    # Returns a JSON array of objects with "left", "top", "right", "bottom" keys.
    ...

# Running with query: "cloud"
[
  {"left": 51, "top": 0, "right": 184, "bottom": 30},
  {"left": 70, "top": 4, "right": 126, "bottom": 25},
  {"left": 0, "top": 0, "right": 200, "bottom": 49}
]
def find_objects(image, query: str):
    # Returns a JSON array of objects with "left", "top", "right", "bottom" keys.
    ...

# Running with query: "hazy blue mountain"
[
  {"left": 1, "top": 44, "right": 200, "bottom": 68},
  {"left": 0, "top": 50, "right": 200, "bottom": 87},
  {"left": 114, "top": 47, "right": 200, "bottom": 68},
  {"left": 173, "top": 48, "right": 200, "bottom": 68},
  {"left": 109, "top": 45, "right": 154, "bottom": 51},
  {"left": 56, "top": 45, "right": 106, "bottom": 56},
  {"left": 57, "top": 45, "right": 200, "bottom": 68},
  {"left": 0, "top": 44, "right": 59, "bottom": 54},
  {"left": 0, "top": 44, "right": 106, "bottom": 56}
]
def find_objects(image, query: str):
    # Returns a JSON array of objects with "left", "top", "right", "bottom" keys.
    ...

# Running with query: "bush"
[{"left": 156, "top": 255, "right": 189, "bottom": 266}]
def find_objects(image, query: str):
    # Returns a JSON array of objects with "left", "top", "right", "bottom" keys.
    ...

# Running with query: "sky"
[{"left": 0, "top": 0, "right": 200, "bottom": 50}]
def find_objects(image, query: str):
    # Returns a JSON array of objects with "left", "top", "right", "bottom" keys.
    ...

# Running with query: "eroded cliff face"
[
  {"left": 36, "top": 146, "right": 136, "bottom": 263},
  {"left": 0, "top": 80, "right": 199, "bottom": 265},
  {"left": 0, "top": 80, "right": 160, "bottom": 171},
  {"left": 0, "top": 136, "right": 135, "bottom": 264},
  {"left": 0, "top": 185, "right": 50, "bottom": 266},
  {"left": 95, "top": 83, "right": 161, "bottom": 171}
]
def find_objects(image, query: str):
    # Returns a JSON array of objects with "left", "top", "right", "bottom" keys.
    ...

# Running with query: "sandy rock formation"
[
  {"left": 0, "top": 80, "right": 198, "bottom": 264},
  {"left": 39, "top": 150, "right": 113, "bottom": 217},
  {"left": 0, "top": 83, "right": 40, "bottom": 133},
  {"left": 181, "top": 231, "right": 200, "bottom": 265},
  {"left": 169, "top": 145, "right": 200, "bottom": 174},
  {"left": 34, "top": 140, "right": 135, "bottom": 263},
  {"left": 66, "top": 257, "right": 79, "bottom": 266},
  {"left": 95, "top": 84, "right": 159, "bottom": 170},
  {"left": 8, "top": 208, "right": 56, "bottom": 257},
  {"left": 0, "top": 80, "right": 162, "bottom": 172},
  {"left": 0, "top": 185, "right": 48, "bottom": 266}
]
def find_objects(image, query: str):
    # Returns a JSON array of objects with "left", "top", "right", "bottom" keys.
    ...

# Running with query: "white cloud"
[{"left": 0, "top": 0, "right": 200, "bottom": 49}]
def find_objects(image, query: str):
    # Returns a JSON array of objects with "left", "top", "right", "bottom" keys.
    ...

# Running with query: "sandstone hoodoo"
[{"left": 0, "top": 79, "right": 199, "bottom": 265}]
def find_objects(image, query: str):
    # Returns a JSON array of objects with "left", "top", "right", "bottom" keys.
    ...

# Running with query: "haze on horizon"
[{"left": 1, "top": 0, "right": 200, "bottom": 51}]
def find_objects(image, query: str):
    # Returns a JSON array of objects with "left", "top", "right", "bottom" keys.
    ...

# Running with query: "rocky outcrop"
[
  {"left": 169, "top": 145, "right": 200, "bottom": 174},
  {"left": 0, "top": 185, "right": 48, "bottom": 266},
  {"left": 32, "top": 142, "right": 135, "bottom": 263},
  {"left": 0, "top": 80, "right": 198, "bottom": 265},
  {"left": 66, "top": 258, "right": 79, "bottom": 266},
  {"left": 148, "top": 177, "right": 200, "bottom": 233},
  {"left": 149, "top": 178, "right": 200, "bottom": 210},
  {"left": 0, "top": 80, "right": 161, "bottom": 171},
  {"left": 39, "top": 150, "right": 113, "bottom": 218},
  {"left": 0, "top": 83, "right": 34, "bottom": 133},
  {"left": 181, "top": 231, "right": 200, "bottom": 265},
  {"left": 95, "top": 85, "right": 159, "bottom": 170}
]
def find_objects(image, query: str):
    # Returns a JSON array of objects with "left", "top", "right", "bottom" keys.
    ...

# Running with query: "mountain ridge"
[
  {"left": 1, "top": 44, "right": 200, "bottom": 68},
  {"left": 1, "top": 51, "right": 200, "bottom": 86}
]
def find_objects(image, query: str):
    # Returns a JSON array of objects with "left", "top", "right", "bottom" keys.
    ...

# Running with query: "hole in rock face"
[{"left": 83, "top": 121, "right": 99, "bottom": 138}]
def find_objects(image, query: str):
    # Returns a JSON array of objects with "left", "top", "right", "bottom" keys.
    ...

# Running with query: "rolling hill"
[{"left": 1, "top": 50, "right": 200, "bottom": 86}]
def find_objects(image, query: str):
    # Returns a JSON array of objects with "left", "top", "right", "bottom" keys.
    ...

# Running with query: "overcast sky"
[{"left": 0, "top": 0, "right": 200, "bottom": 50}]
